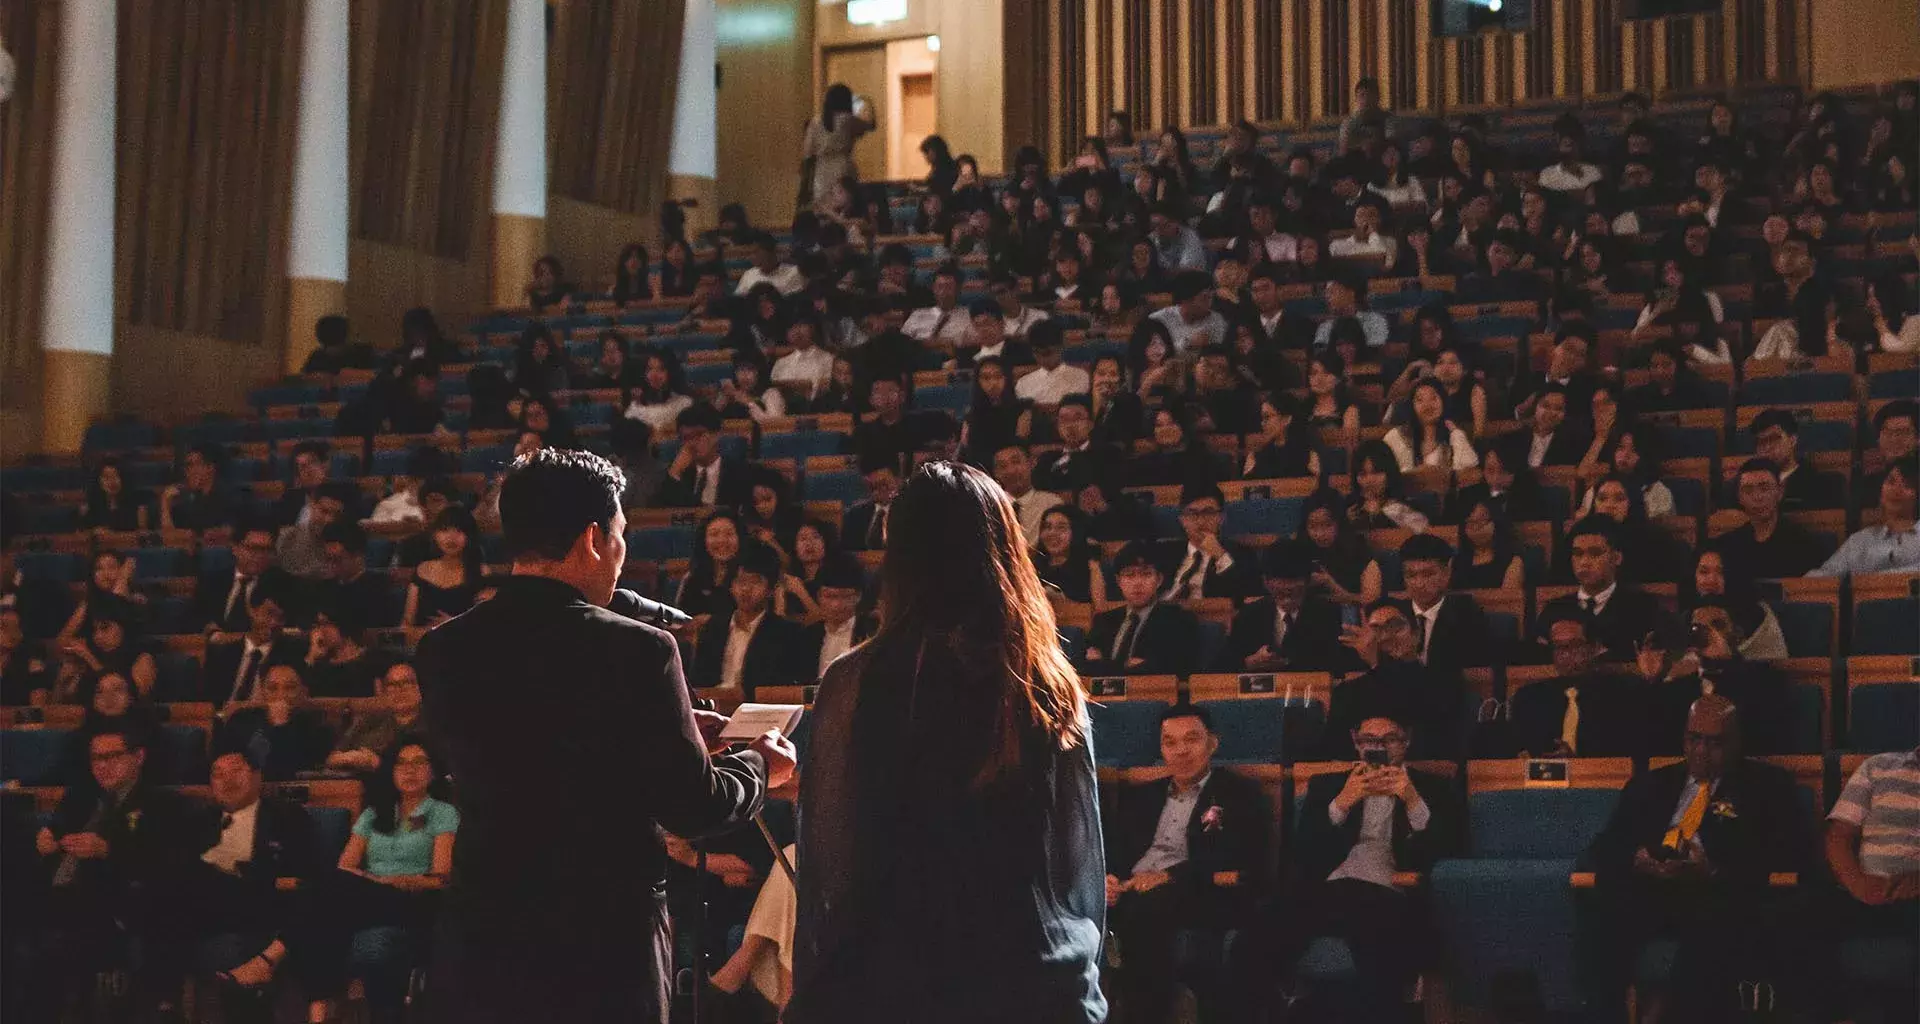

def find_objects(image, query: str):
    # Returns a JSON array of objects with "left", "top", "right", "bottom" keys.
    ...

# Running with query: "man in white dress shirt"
[
  {"left": 901, "top": 264, "right": 973, "bottom": 349},
  {"left": 771, "top": 320, "right": 835, "bottom": 400},
  {"left": 803, "top": 560, "right": 871, "bottom": 680},
  {"left": 991, "top": 444, "right": 1063, "bottom": 543},
  {"left": 734, "top": 233, "right": 805, "bottom": 296},
  {"left": 1013, "top": 323, "right": 1090, "bottom": 407}
]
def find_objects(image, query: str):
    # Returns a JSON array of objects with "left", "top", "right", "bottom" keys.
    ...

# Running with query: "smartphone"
[
  {"left": 1362, "top": 748, "right": 1390, "bottom": 767},
  {"left": 1687, "top": 622, "right": 1713, "bottom": 649}
]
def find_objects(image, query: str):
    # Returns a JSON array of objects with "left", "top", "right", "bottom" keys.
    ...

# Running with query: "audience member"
[
  {"left": 1713, "top": 458, "right": 1830, "bottom": 579},
  {"left": 1538, "top": 517, "right": 1671, "bottom": 661},
  {"left": 691, "top": 544, "right": 808, "bottom": 696},
  {"left": 1503, "top": 607, "right": 1650, "bottom": 758},
  {"left": 401, "top": 508, "right": 487, "bottom": 643},
  {"left": 218, "top": 663, "right": 334, "bottom": 781},
  {"left": 1748, "top": 408, "right": 1844, "bottom": 510},
  {"left": 1812, "top": 455, "right": 1920, "bottom": 577},
  {"left": 159, "top": 446, "right": 234, "bottom": 534},
  {"left": 991, "top": 443, "right": 1064, "bottom": 543},
  {"left": 1324, "top": 599, "right": 1468, "bottom": 760},
  {"left": 325, "top": 663, "right": 430, "bottom": 775},
  {"left": 203, "top": 580, "right": 299, "bottom": 708},
  {"left": 1085, "top": 543, "right": 1203, "bottom": 676},
  {"left": 1228, "top": 543, "right": 1344, "bottom": 672}
]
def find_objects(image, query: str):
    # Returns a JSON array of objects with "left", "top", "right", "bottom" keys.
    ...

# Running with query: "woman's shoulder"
[{"left": 422, "top": 797, "right": 460, "bottom": 831}]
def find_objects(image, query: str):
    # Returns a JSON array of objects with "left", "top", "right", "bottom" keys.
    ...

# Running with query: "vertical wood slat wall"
[
  {"left": 548, "top": 0, "right": 687, "bottom": 215},
  {"left": 0, "top": 0, "right": 59, "bottom": 371},
  {"left": 1043, "top": 0, "right": 1807, "bottom": 155}
]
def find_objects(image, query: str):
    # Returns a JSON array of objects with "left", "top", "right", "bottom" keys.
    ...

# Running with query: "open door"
[{"left": 822, "top": 45, "right": 888, "bottom": 183}]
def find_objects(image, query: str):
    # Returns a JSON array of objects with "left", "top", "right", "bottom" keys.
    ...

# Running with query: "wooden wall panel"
[
  {"left": 115, "top": 0, "right": 301, "bottom": 346},
  {"left": 1, "top": 0, "right": 57, "bottom": 377},
  {"left": 548, "top": 0, "right": 686, "bottom": 216}
]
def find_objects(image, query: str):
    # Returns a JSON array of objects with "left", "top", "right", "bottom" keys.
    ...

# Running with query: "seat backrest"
[
  {"left": 1467, "top": 788, "right": 1623, "bottom": 859},
  {"left": 1087, "top": 700, "right": 1171, "bottom": 768}
]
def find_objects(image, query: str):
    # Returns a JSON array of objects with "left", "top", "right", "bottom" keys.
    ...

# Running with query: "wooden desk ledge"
[
  {"left": 1391, "top": 871, "right": 1425, "bottom": 888},
  {"left": 1567, "top": 871, "right": 1798, "bottom": 888}
]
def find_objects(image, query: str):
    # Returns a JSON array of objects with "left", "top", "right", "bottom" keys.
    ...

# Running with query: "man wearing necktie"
[
  {"left": 202, "top": 580, "right": 296, "bottom": 709},
  {"left": 1502, "top": 610, "right": 1650, "bottom": 758},
  {"left": 841, "top": 458, "right": 898, "bottom": 552},
  {"left": 1581, "top": 696, "right": 1815, "bottom": 1021},
  {"left": 195, "top": 524, "right": 287, "bottom": 634},
  {"left": 1159, "top": 484, "right": 1258, "bottom": 604},
  {"left": 1398, "top": 534, "right": 1489, "bottom": 675},
  {"left": 1538, "top": 517, "right": 1670, "bottom": 662},
  {"left": 1229, "top": 544, "right": 1343, "bottom": 672},
  {"left": 1084, "top": 543, "right": 1201, "bottom": 676}
]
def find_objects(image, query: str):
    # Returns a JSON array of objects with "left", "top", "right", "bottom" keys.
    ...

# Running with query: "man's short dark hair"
[
  {"left": 931, "top": 261, "right": 962, "bottom": 283},
  {"left": 1750, "top": 409, "right": 1799, "bottom": 438},
  {"left": 89, "top": 724, "right": 148, "bottom": 753},
  {"left": 1736, "top": 457, "right": 1782, "bottom": 482},
  {"left": 1179, "top": 481, "right": 1226, "bottom": 508},
  {"left": 1567, "top": 515, "right": 1620, "bottom": 549},
  {"left": 292, "top": 441, "right": 331, "bottom": 463},
  {"left": 309, "top": 595, "right": 368, "bottom": 637},
  {"left": 1057, "top": 393, "right": 1093, "bottom": 414},
  {"left": 676, "top": 404, "right": 724, "bottom": 433},
  {"left": 498, "top": 449, "right": 627, "bottom": 562},
  {"left": 1160, "top": 701, "right": 1214, "bottom": 733},
  {"left": 1538, "top": 604, "right": 1597, "bottom": 640},
  {"left": 321, "top": 521, "right": 368, "bottom": 553},
  {"left": 1399, "top": 533, "right": 1455, "bottom": 565},
  {"left": 1260, "top": 543, "right": 1315, "bottom": 580},
  {"left": 316, "top": 482, "right": 359, "bottom": 506},
  {"left": 1027, "top": 320, "right": 1065, "bottom": 350},
  {"left": 734, "top": 542, "right": 782, "bottom": 582},
  {"left": 1366, "top": 597, "right": 1413, "bottom": 621},
  {"left": 1171, "top": 270, "right": 1212, "bottom": 301},
  {"left": 316, "top": 315, "right": 350, "bottom": 348}
]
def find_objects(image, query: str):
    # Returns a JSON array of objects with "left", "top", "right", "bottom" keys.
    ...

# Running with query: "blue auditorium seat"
[
  {"left": 1223, "top": 497, "right": 1305, "bottom": 540},
  {"left": 1741, "top": 373, "right": 1853, "bottom": 405},
  {"left": 1087, "top": 700, "right": 1169, "bottom": 768},
  {"left": 1431, "top": 859, "right": 1585, "bottom": 1010},
  {"left": 1851, "top": 683, "right": 1920, "bottom": 752},
  {"left": 1195, "top": 698, "right": 1303, "bottom": 765},
  {"left": 15, "top": 551, "right": 87, "bottom": 584},
  {"left": 802, "top": 470, "right": 867, "bottom": 504},
  {"left": 1, "top": 729, "right": 70, "bottom": 785},
  {"left": 156, "top": 725, "right": 209, "bottom": 783},
  {"left": 913, "top": 384, "right": 973, "bottom": 416},
  {"left": 629, "top": 526, "right": 696, "bottom": 562},
  {"left": 760, "top": 431, "right": 850, "bottom": 460},
  {"left": 1854, "top": 597, "right": 1920, "bottom": 656},
  {"left": 1774, "top": 601, "right": 1834, "bottom": 658},
  {"left": 1467, "top": 788, "right": 1620, "bottom": 859},
  {"left": 199, "top": 545, "right": 236, "bottom": 579},
  {"left": 129, "top": 545, "right": 194, "bottom": 580}
]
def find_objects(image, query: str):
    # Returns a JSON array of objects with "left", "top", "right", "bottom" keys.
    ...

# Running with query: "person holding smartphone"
[{"left": 1231, "top": 712, "right": 1463, "bottom": 1022}]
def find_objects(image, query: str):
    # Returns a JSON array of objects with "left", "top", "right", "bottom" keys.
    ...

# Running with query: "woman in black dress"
[
  {"left": 81, "top": 459, "right": 148, "bottom": 532},
  {"left": 1242, "top": 392, "right": 1321, "bottom": 481},
  {"left": 403, "top": 508, "right": 486, "bottom": 642},
  {"left": 790, "top": 461, "right": 1106, "bottom": 1024},
  {"left": 1031, "top": 506, "right": 1107, "bottom": 608},
  {"left": 676, "top": 510, "right": 745, "bottom": 623},
  {"left": 1294, "top": 489, "right": 1382, "bottom": 611},
  {"left": 1451, "top": 495, "right": 1526, "bottom": 593}
]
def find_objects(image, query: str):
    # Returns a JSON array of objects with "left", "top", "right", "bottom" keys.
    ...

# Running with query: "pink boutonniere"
[
  {"left": 1709, "top": 800, "right": 1738, "bottom": 820},
  {"left": 125, "top": 809, "right": 142, "bottom": 833},
  {"left": 1201, "top": 805, "right": 1225, "bottom": 833}
]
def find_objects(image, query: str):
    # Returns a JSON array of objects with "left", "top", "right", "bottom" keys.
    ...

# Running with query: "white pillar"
[
  {"left": 285, "top": 0, "right": 350, "bottom": 373},
  {"left": 39, "top": 0, "right": 116, "bottom": 455},
  {"left": 41, "top": 0, "right": 116, "bottom": 359},
  {"left": 670, "top": 0, "right": 718, "bottom": 182},
  {"left": 289, "top": 0, "right": 349, "bottom": 284},
  {"left": 493, "top": 0, "right": 547, "bottom": 219}
]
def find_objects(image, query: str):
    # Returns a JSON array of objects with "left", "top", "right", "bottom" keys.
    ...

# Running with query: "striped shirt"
[{"left": 1829, "top": 751, "right": 1920, "bottom": 878}]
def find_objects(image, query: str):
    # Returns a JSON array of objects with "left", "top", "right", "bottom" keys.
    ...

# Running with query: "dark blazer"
[
  {"left": 1084, "top": 602, "right": 1203, "bottom": 676},
  {"left": 190, "top": 793, "right": 325, "bottom": 886},
  {"left": 1780, "top": 465, "right": 1845, "bottom": 512},
  {"left": 1106, "top": 769, "right": 1272, "bottom": 924},
  {"left": 799, "top": 619, "right": 876, "bottom": 681},
  {"left": 201, "top": 637, "right": 301, "bottom": 707},
  {"left": 1647, "top": 663, "right": 1800, "bottom": 757},
  {"left": 218, "top": 708, "right": 335, "bottom": 782},
  {"left": 1090, "top": 392, "right": 1147, "bottom": 446},
  {"left": 1413, "top": 594, "right": 1492, "bottom": 674},
  {"left": 1225, "top": 597, "right": 1344, "bottom": 672},
  {"left": 689, "top": 610, "right": 811, "bottom": 697},
  {"left": 1539, "top": 587, "right": 1671, "bottom": 662},
  {"left": 1504, "top": 672, "right": 1652, "bottom": 758},
  {"left": 1291, "top": 767, "right": 1464, "bottom": 885},
  {"left": 656, "top": 455, "right": 751, "bottom": 510},
  {"left": 1156, "top": 539, "right": 1262, "bottom": 602},
  {"left": 1527, "top": 426, "right": 1593, "bottom": 468},
  {"left": 45, "top": 778, "right": 205, "bottom": 895},
  {"left": 1035, "top": 444, "right": 1123, "bottom": 495},
  {"left": 1589, "top": 758, "right": 1811, "bottom": 888},
  {"left": 193, "top": 568, "right": 298, "bottom": 634},
  {"left": 414, "top": 576, "right": 767, "bottom": 1023},
  {"left": 840, "top": 501, "right": 891, "bottom": 552},
  {"left": 1711, "top": 521, "right": 1830, "bottom": 580},
  {"left": 1323, "top": 659, "right": 1470, "bottom": 761}
]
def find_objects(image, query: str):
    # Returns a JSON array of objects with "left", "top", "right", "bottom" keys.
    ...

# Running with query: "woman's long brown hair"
[{"left": 874, "top": 461, "right": 1087, "bottom": 777}]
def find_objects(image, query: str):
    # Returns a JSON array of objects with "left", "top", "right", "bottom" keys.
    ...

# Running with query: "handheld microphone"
[{"left": 608, "top": 588, "right": 694, "bottom": 628}]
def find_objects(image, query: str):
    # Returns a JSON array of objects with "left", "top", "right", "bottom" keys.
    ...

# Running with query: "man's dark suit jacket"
[
  {"left": 1035, "top": 444, "right": 1122, "bottom": 495},
  {"left": 1155, "top": 539, "right": 1262, "bottom": 602},
  {"left": 193, "top": 568, "right": 298, "bottom": 634},
  {"left": 1091, "top": 392, "right": 1147, "bottom": 446},
  {"left": 201, "top": 636, "right": 301, "bottom": 707},
  {"left": 1712, "top": 520, "right": 1830, "bottom": 580},
  {"left": 839, "top": 501, "right": 890, "bottom": 551},
  {"left": 46, "top": 778, "right": 205, "bottom": 897},
  {"left": 1225, "top": 597, "right": 1344, "bottom": 672},
  {"left": 1415, "top": 594, "right": 1492, "bottom": 674},
  {"left": 1106, "top": 769, "right": 1272, "bottom": 925},
  {"left": 1539, "top": 587, "right": 1671, "bottom": 662},
  {"left": 1505, "top": 672, "right": 1651, "bottom": 758},
  {"left": 1588, "top": 758, "right": 1810, "bottom": 888},
  {"left": 1323, "top": 659, "right": 1469, "bottom": 761},
  {"left": 1291, "top": 767, "right": 1464, "bottom": 886},
  {"left": 182, "top": 793, "right": 323, "bottom": 893},
  {"left": 1780, "top": 465, "right": 1845, "bottom": 511},
  {"left": 798, "top": 619, "right": 875, "bottom": 681},
  {"left": 656, "top": 455, "right": 751, "bottom": 510},
  {"left": 690, "top": 611, "right": 810, "bottom": 696},
  {"left": 1528, "top": 426, "right": 1594, "bottom": 468},
  {"left": 1648, "top": 664, "right": 1801, "bottom": 756},
  {"left": 1084, "top": 602, "right": 1203, "bottom": 676},
  {"left": 414, "top": 576, "right": 768, "bottom": 1023}
]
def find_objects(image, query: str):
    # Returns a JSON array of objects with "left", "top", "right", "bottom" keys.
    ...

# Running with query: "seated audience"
[
  {"left": 622, "top": 347, "right": 697, "bottom": 437},
  {"left": 1229, "top": 543, "right": 1344, "bottom": 672},
  {"left": 1014, "top": 323, "right": 1091, "bottom": 406},
  {"left": 1325, "top": 599, "right": 1468, "bottom": 760},
  {"left": 1687, "top": 548, "right": 1791, "bottom": 661},
  {"left": 1400, "top": 533, "right": 1491, "bottom": 673},
  {"left": 1812, "top": 456, "right": 1920, "bottom": 577},
  {"left": 1714, "top": 458, "right": 1831, "bottom": 579},
  {"left": 1346, "top": 441, "right": 1431, "bottom": 533},
  {"left": 53, "top": 598, "right": 158, "bottom": 703},
  {"left": 276, "top": 482, "right": 355, "bottom": 581},
  {"left": 1085, "top": 543, "right": 1202, "bottom": 676},
  {"left": 159, "top": 445, "right": 235, "bottom": 534},
  {"left": 1538, "top": 517, "right": 1672, "bottom": 661},
  {"left": 402, "top": 508, "right": 487, "bottom": 643},
  {"left": 1159, "top": 483, "right": 1259, "bottom": 603},
  {"left": 1637, "top": 599, "right": 1799, "bottom": 756},
  {"left": 1820, "top": 750, "right": 1920, "bottom": 1023},
  {"left": 325, "top": 662, "right": 431, "bottom": 775},
  {"left": 218, "top": 663, "right": 334, "bottom": 781},
  {"left": 1503, "top": 607, "right": 1651, "bottom": 758},
  {"left": 691, "top": 545, "right": 808, "bottom": 696},
  {"left": 1855, "top": 399, "right": 1918, "bottom": 509},
  {"left": 300, "top": 601, "right": 381, "bottom": 698},
  {"left": 800, "top": 560, "right": 873, "bottom": 681},
  {"left": 1452, "top": 495, "right": 1528, "bottom": 592},
  {"left": 1748, "top": 408, "right": 1845, "bottom": 511},
  {"left": 62, "top": 671, "right": 160, "bottom": 786},
  {"left": 660, "top": 405, "right": 749, "bottom": 509},
  {"left": 1311, "top": 274, "right": 1391, "bottom": 351},
  {"left": 990, "top": 444, "right": 1063, "bottom": 543},
  {"left": 80, "top": 460, "right": 148, "bottom": 533},
  {"left": 1032, "top": 507, "right": 1107, "bottom": 608},
  {"left": 204, "top": 580, "right": 299, "bottom": 708}
]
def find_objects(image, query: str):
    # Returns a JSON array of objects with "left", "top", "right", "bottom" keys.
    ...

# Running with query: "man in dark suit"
[
  {"left": 1324, "top": 600, "right": 1470, "bottom": 761},
  {"left": 1159, "top": 483, "right": 1261, "bottom": 603},
  {"left": 1538, "top": 516, "right": 1671, "bottom": 661},
  {"left": 1504, "top": 608, "right": 1652, "bottom": 758},
  {"left": 1033, "top": 396, "right": 1120, "bottom": 495},
  {"left": 195, "top": 521, "right": 294, "bottom": 634},
  {"left": 1581, "top": 695, "right": 1812, "bottom": 1021},
  {"left": 1228, "top": 543, "right": 1344, "bottom": 672},
  {"left": 1637, "top": 601, "right": 1800, "bottom": 757},
  {"left": 690, "top": 545, "right": 810, "bottom": 696},
  {"left": 657, "top": 405, "right": 749, "bottom": 509},
  {"left": 1517, "top": 384, "right": 1592, "bottom": 470},
  {"left": 1748, "top": 409, "right": 1844, "bottom": 511},
  {"left": 1456, "top": 232, "right": 1546, "bottom": 304},
  {"left": 840, "top": 456, "right": 899, "bottom": 553},
  {"left": 1234, "top": 712, "right": 1464, "bottom": 1023},
  {"left": 414, "top": 449, "right": 793, "bottom": 1023},
  {"left": 1105, "top": 704, "right": 1271, "bottom": 1023},
  {"left": 1511, "top": 326, "right": 1597, "bottom": 426},
  {"left": 273, "top": 441, "right": 335, "bottom": 530},
  {"left": 312, "top": 521, "right": 396, "bottom": 626},
  {"left": 799, "top": 559, "right": 874, "bottom": 681},
  {"left": 153, "top": 747, "right": 322, "bottom": 1021},
  {"left": 33, "top": 727, "right": 206, "bottom": 1016},
  {"left": 202, "top": 579, "right": 302, "bottom": 708},
  {"left": 1085, "top": 542, "right": 1203, "bottom": 676},
  {"left": 1399, "top": 533, "right": 1492, "bottom": 674},
  {"left": 1714, "top": 459, "right": 1829, "bottom": 579},
  {"left": 1, "top": 547, "right": 74, "bottom": 642}
]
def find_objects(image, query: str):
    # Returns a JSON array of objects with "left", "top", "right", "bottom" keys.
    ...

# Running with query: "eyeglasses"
[
  {"left": 89, "top": 749, "right": 135, "bottom": 764},
  {"left": 1355, "top": 734, "right": 1409, "bottom": 746},
  {"left": 395, "top": 757, "right": 434, "bottom": 769},
  {"left": 1180, "top": 507, "right": 1223, "bottom": 519},
  {"left": 1682, "top": 732, "right": 1727, "bottom": 748}
]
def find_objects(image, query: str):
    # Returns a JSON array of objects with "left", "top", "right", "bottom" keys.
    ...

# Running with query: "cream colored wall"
[
  {"left": 716, "top": 0, "right": 817, "bottom": 230},
  {"left": 886, "top": 37, "right": 939, "bottom": 180},
  {"left": 817, "top": 0, "right": 1007, "bottom": 175},
  {"left": 1809, "top": 0, "right": 1920, "bottom": 89}
]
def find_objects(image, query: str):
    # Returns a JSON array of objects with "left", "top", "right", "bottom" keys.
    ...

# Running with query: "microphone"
[{"left": 609, "top": 588, "right": 694, "bottom": 628}]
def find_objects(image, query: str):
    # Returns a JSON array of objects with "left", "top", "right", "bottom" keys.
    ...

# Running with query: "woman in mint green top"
[{"left": 291, "top": 737, "right": 456, "bottom": 1019}]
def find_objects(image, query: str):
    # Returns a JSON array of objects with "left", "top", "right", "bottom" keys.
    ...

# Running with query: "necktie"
[
  {"left": 930, "top": 310, "right": 953, "bottom": 345},
  {"left": 869, "top": 505, "right": 888, "bottom": 549},
  {"left": 224, "top": 575, "right": 253, "bottom": 624},
  {"left": 52, "top": 800, "right": 110, "bottom": 888},
  {"left": 1579, "top": 594, "right": 1594, "bottom": 613},
  {"left": 1415, "top": 613, "right": 1431, "bottom": 664},
  {"left": 1663, "top": 782, "right": 1712, "bottom": 850},
  {"left": 221, "top": 813, "right": 235, "bottom": 832},
  {"left": 1175, "top": 554, "right": 1209, "bottom": 600},
  {"left": 231, "top": 647, "right": 262, "bottom": 705},
  {"left": 694, "top": 466, "right": 711, "bottom": 505},
  {"left": 1112, "top": 612, "right": 1140, "bottom": 663},
  {"left": 1274, "top": 611, "right": 1292, "bottom": 649},
  {"left": 1560, "top": 687, "right": 1581, "bottom": 753}
]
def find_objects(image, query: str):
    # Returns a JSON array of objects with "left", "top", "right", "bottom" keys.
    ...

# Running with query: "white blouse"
[{"left": 1384, "top": 424, "right": 1480, "bottom": 472}]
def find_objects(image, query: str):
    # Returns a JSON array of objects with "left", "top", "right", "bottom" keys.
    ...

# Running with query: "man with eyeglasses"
[
  {"left": 1583, "top": 695, "right": 1813, "bottom": 1022},
  {"left": 1084, "top": 543, "right": 1202, "bottom": 677},
  {"left": 1233, "top": 712, "right": 1462, "bottom": 1023},
  {"left": 1158, "top": 483, "right": 1259, "bottom": 604},
  {"left": 32, "top": 728, "right": 203, "bottom": 1017},
  {"left": 1537, "top": 516, "right": 1670, "bottom": 662},
  {"left": 1713, "top": 459, "right": 1828, "bottom": 580},
  {"left": 1323, "top": 600, "right": 1468, "bottom": 761},
  {"left": 195, "top": 519, "right": 294, "bottom": 634},
  {"left": 1502, "top": 607, "right": 1650, "bottom": 758}
]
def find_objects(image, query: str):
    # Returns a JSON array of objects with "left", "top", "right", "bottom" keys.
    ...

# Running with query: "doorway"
[{"left": 822, "top": 36, "right": 939, "bottom": 183}]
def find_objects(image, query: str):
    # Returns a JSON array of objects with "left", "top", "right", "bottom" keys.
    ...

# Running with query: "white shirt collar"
[
  {"left": 1412, "top": 595, "right": 1446, "bottom": 619},
  {"left": 1580, "top": 581, "right": 1619, "bottom": 607}
]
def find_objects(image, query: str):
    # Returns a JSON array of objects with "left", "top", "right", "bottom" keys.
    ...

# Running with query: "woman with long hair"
[
  {"left": 1452, "top": 496, "right": 1527, "bottom": 592},
  {"left": 658, "top": 237, "right": 698, "bottom": 298},
  {"left": 1031, "top": 505, "right": 1109, "bottom": 608},
  {"left": 920, "top": 134, "right": 958, "bottom": 196},
  {"left": 81, "top": 459, "right": 148, "bottom": 532},
  {"left": 403, "top": 508, "right": 487, "bottom": 643},
  {"left": 1295, "top": 489, "right": 1383, "bottom": 608},
  {"left": 1243, "top": 392, "right": 1321, "bottom": 480},
  {"left": 802, "top": 84, "right": 874, "bottom": 211},
  {"left": 1686, "top": 548, "right": 1790, "bottom": 661},
  {"left": 1347, "top": 440, "right": 1431, "bottom": 532},
  {"left": 622, "top": 346, "right": 696, "bottom": 437},
  {"left": 610, "top": 244, "right": 653, "bottom": 306},
  {"left": 677, "top": 510, "right": 746, "bottom": 624},
  {"left": 961, "top": 357, "right": 1034, "bottom": 464},
  {"left": 789, "top": 461, "right": 1106, "bottom": 1023},
  {"left": 1383, "top": 378, "right": 1478, "bottom": 472}
]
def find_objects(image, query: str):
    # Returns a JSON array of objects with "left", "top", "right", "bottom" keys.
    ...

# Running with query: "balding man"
[{"left": 1581, "top": 696, "right": 1813, "bottom": 1021}]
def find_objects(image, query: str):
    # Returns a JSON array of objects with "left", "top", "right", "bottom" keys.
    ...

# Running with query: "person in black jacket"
[
  {"left": 1084, "top": 543, "right": 1203, "bottom": 676},
  {"left": 1234, "top": 712, "right": 1464, "bottom": 1023},
  {"left": 1398, "top": 533, "right": 1492, "bottom": 674},
  {"left": 1580, "top": 695, "right": 1813, "bottom": 1021},
  {"left": 195, "top": 522, "right": 295, "bottom": 635},
  {"left": 1503, "top": 609, "right": 1652, "bottom": 758},
  {"left": 1033, "top": 396, "right": 1121, "bottom": 495},
  {"left": 1323, "top": 600, "right": 1469, "bottom": 761},
  {"left": 1158, "top": 482, "right": 1261, "bottom": 603},
  {"left": 413, "top": 449, "right": 792, "bottom": 1023},
  {"left": 218, "top": 663, "right": 335, "bottom": 781},
  {"left": 1105, "top": 704, "right": 1271, "bottom": 1023},
  {"left": 690, "top": 545, "right": 810, "bottom": 696},
  {"left": 798, "top": 559, "right": 874, "bottom": 681},
  {"left": 202, "top": 579, "right": 302, "bottom": 708},
  {"left": 657, "top": 405, "right": 750, "bottom": 509},
  {"left": 1228, "top": 543, "right": 1345, "bottom": 672},
  {"left": 1537, "top": 516, "right": 1672, "bottom": 662},
  {"left": 1748, "top": 409, "right": 1845, "bottom": 512}
]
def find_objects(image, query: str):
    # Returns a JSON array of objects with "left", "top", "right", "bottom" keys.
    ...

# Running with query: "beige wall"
[
  {"left": 816, "top": 0, "right": 1007, "bottom": 175},
  {"left": 112, "top": 326, "right": 281, "bottom": 419},
  {"left": 717, "top": 0, "right": 816, "bottom": 230},
  {"left": 1810, "top": 0, "right": 1920, "bottom": 89},
  {"left": 347, "top": 240, "right": 491, "bottom": 351}
]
